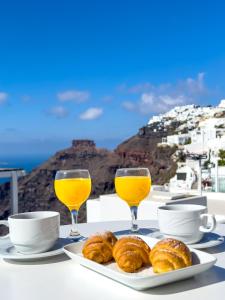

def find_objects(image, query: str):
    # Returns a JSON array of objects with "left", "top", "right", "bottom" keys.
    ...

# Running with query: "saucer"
[
  {"left": 0, "top": 238, "right": 73, "bottom": 261},
  {"left": 151, "top": 231, "right": 224, "bottom": 249}
]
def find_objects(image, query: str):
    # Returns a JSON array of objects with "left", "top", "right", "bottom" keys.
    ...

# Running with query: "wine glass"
[
  {"left": 115, "top": 168, "right": 151, "bottom": 233},
  {"left": 54, "top": 169, "right": 91, "bottom": 239}
]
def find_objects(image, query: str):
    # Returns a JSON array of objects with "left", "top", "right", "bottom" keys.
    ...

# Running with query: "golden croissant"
[
  {"left": 150, "top": 238, "right": 192, "bottom": 273},
  {"left": 113, "top": 236, "right": 151, "bottom": 273},
  {"left": 82, "top": 231, "right": 117, "bottom": 264}
]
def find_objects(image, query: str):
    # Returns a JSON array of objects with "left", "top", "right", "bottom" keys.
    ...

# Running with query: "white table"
[{"left": 0, "top": 220, "right": 225, "bottom": 300}]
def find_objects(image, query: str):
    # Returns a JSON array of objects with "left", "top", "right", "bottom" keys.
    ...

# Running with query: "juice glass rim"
[
  {"left": 56, "top": 169, "right": 90, "bottom": 173},
  {"left": 115, "top": 168, "right": 150, "bottom": 177},
  {"left": 116, "top": 167, "right": 149, "bottom": 171},
  {"left": 55, "top": 169, "right": 91, "bottom": 180}
]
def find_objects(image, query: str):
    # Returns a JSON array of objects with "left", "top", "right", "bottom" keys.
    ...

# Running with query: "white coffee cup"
[
  {"left": 158, "top": 204, "right": 216, "bottom": 244},
  {"left": 0, "top": 211, "right": 60, "bottom": 254}
]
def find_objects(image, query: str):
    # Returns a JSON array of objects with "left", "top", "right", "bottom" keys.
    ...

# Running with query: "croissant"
[
  {"left": 82, "top": 231, "right": 117, "bottom": 264},
  {"left": 150, "top": 238, "right": 192, "bottom": 273},
  {"left": 113, "top": 236, "right": 151, "bottom": 273}
]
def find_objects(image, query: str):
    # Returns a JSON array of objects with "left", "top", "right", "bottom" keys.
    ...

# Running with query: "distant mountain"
[{"left": 0, "top": 133, "right": 177, "bottom": 225}]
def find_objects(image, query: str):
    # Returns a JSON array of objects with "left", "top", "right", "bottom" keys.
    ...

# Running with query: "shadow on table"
[
  {"left": 3, "top": 237, "right": 74, "bottom": 266},
  {"left": 114, "top": 227, "right": 159, "bottom": 236},
  {"left": 142, "top": 265, "right": 225, "bottom": 295},
  {"left": 4, "top": 253, "right": 70, "bottom": 265},
  {"left": 206, "top": 235, "right": 225, "bottom": 254}
]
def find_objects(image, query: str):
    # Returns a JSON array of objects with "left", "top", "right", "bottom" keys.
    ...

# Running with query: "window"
[{"left": 177, "top": 173, "right": 187, "bottom": 180}]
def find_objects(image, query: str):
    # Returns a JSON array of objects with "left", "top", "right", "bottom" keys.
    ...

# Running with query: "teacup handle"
[
  {"left": 199, "top": 214, "right": 216, "bottom": 233},
  {"left": 0, "top": 221, "right": 9, "bottom": 239}
]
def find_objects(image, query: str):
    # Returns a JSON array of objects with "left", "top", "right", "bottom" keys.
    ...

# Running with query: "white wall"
[{"left": 87, "top": 194, "right": 207, "bottom": 222}]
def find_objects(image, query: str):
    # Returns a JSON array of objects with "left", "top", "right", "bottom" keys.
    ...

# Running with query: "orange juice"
[
  {"left": 54, "top": 178, "right": 91, "bottom": 211},
  {"left": 115, "top": 176, "right": 151, "bottom": 206}
]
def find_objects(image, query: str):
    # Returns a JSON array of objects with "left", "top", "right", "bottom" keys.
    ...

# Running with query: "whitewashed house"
[
  {"left": 169, "top": 165, "right": 196, "bottom": 192},
  {"left": 185, "top": 118, "right": 225, "bottom": 154},
  {"left": 218, "top": 99, "right": 225, "bottom": 108},
  {"left": 208, "top": 136, "right": 225, "bottom": 155},
  {"left": 162, "top": 133, "right": 190, "bottom": 146}
]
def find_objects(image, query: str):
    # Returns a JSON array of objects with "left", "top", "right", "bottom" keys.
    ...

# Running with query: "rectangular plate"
[{"left": 63, "top": 235, "right": 217, "bottom": 290}]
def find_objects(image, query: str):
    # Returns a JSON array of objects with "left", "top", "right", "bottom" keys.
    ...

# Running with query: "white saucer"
[
  {"left": 0, "top": 238, "right": 73, "bottom": 261},
  {"left": 151, "top": 231, "right": 224, "bottom": 249}
]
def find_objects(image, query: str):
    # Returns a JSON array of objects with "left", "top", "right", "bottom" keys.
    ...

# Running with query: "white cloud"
[
  {"left": 120, "top": 73, "right": 207, "bottom": 97},
  {"left": 80, "top": 107, "right": 103, "bottom": 120},
  {"left": 47, "top": 106, "right": 69, "bottom": 118},
  {"left": 57, "top": 90, "right": 90, "bottom": 103},
  {"left": 122, "top": 94, "right": 187, "bottom": 115},
  {"left": 159, "top": 95, "right": 186, "bottom": 106},
  {"left": 175, "top": 72, "right": 206, "bottom": 97},
  {"left": 0, "top": 92, "right": 8, "bottom": 104},
  {"left": 129, "top": 94, "right": 187, "bottom": 115},
  {"left": 141, "top": 93, "right": 154, "bottom": 105},
  {"left": 122, "top": 73, "right": 207, "bottom": 114},
  {"left": 122, "top": 101, "right": 136, "bottom": 111},
  {"left": 185, "top": 72, "right": 205, "bottom": 94}
]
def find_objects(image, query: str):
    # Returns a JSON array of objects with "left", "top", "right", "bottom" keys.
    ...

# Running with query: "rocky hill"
[{"left": 0, "top": 132, "right": 177, "bottom": 225}]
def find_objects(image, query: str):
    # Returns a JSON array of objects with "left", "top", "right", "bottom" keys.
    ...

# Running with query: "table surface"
[{"left": 1, "top": 220, "right": 225, "bottom": 300}]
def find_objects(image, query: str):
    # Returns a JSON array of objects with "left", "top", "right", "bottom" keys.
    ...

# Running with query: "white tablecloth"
[{"left": 0, "top": 220, "right": 225, "bottom": 300}]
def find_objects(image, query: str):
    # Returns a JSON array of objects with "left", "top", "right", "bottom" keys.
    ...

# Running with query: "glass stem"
[
  {"left": 130, "top": 206, "right": 139, "bottom": 232},
  {"left": 70, "top": 209, "right": 80, "bottom": 236}
]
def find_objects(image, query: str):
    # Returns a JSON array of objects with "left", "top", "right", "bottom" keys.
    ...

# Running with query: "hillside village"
[{"left": 146, "top": 100, "right": 225, "bottom": 193}]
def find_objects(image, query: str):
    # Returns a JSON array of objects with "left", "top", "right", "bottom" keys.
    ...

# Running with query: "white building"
[
  {"left": 184, "top": 142, "right": 208, "bottom": 155},
  {"left": 169, "top": 165, "right": 196, "bottom": 193},
  {"left": 148, "top": 100, "right": 225, "bottom": 130},
  {"left": 148, "top": 100, "right": 225, "bottom": 194},
  {"left": 162, "top": 133, "right": 190, "bottom": 146},
  {"left": 148, "top": 115, "right": 163, "bottom": 124},
  {"left": 208, "top": 136, "right": 225, "bottom": 156},
  {"left": 182, "top": 118, "right": 225, "bottom": 154},
  {"left": 218, "top": 99, "right": 225, "bottom": 108}
]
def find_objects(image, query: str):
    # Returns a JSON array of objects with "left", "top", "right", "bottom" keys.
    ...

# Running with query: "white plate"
[
  {"left": 151, "top": 231, "right": 224, "bottom": 249},
  {"left": 63, "top": 235, "right": 217, "bottom": 290},
  {"left": 0, "top": 238, "right": 72, "bottom": 261}
]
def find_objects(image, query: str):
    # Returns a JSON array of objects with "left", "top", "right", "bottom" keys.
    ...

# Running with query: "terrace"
[
  {"left": 1, "top": 173, "right": 225, "bottom": 299},
  {"left": 1, "top": 217, "right": 225, "bottom": 300}
]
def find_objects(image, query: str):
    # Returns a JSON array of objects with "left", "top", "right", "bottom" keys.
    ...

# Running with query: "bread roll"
[
  {"left": 113, "top": 236, "right": 151, "bottom": 272},
  {"left": 150, "top": 238, "right": 192, "bottom": 273},
  {"left": 82, "top": 231, "right": 117, "bottom": 263}
]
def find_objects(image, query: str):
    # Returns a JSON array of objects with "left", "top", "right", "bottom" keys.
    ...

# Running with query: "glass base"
[
  {"left": 114, "top": 227, "right": 158, "bottom": 236},
  {"left": 68, "top": 230, "right": 86, "bottom": 241},
  {"left": 130, "top": 224, "right": 139, "bottom": 233},
  {"left": 70, "top": 229, "right": 80, "bottom": 237}
]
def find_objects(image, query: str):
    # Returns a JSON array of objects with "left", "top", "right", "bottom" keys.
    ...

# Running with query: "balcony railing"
[{"left": 0, "top": 168, "right": 26, "bottom": 214}]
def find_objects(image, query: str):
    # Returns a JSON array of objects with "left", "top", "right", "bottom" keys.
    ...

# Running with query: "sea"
[{"left": 0, "top": 154, "right": 50, "bottom": 184}]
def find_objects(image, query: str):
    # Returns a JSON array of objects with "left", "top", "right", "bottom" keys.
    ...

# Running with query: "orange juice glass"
[
  {"left": 54, "top": 169, "right": 91, "bottom": 239},
  {"left": 115, "top": 168, "right": 151, "bottom": 232}
]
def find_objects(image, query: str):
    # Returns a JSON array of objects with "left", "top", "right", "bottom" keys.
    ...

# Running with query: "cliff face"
[
  {"left": 115, "top": 135, "right": 177, "bottom": 184},
  {"left": 0, "top": 134, "right": 177, "bottom": 225}
]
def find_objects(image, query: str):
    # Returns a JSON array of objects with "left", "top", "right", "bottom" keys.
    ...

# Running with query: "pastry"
[
  {"left": 113, "top": 236, "right": 151, "bottom": 272},
  {"left": 82, "top": 231, "right": 117, "bottom": 263},
  {"left": 150, "top": 238, "right": 192, "bottom": 273}
]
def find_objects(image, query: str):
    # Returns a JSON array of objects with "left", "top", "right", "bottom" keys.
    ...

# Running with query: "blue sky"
[{"left": 1, "top": 0, "right": 225, "bottom": 155}]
